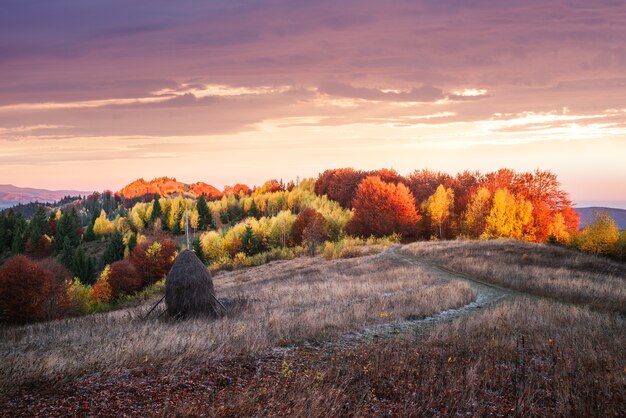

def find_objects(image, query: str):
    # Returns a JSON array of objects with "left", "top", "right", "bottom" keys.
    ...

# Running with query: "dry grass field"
[
  {"left": 192, "top": 299, "right": 625, "bottom": 417},
  {"left": 404, "top": 239, "right": 626, "bottom": 313},
  {"left": 1, "top": 240, "right": 624, "bottom": 417},
  {"left": 0, "top": 247, "right": 474, "bottom": 393}
]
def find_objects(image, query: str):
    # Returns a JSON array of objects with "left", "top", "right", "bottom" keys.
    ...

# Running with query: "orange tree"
[{"left": 348, "top": 176, "right": 420, "bottom": 238}]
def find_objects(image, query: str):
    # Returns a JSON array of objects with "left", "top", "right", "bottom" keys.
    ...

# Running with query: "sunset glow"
[{"left": 1, "top": 0, "right": 625, "bottom": 206}]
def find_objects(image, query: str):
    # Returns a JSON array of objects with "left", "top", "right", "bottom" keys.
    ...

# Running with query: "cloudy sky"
[{"left": 1, "top": 0, "right": 625, "bottom": 206}]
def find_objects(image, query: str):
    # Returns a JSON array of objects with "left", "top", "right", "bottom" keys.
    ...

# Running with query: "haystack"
[{"left": 165, "top": 249, "right": 223, "bottom": 318}]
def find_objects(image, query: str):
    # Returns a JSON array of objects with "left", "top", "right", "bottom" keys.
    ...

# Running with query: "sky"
[{"left": 1, "top": 0, "right": 625, "bottom": 207}]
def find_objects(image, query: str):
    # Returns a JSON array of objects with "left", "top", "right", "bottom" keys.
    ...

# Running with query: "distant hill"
[
  {"left": 576, "top": 207, "right": 626, "bottom": 230},
  {"left": 119, "top": 177, "right": 225, "bottom": 202},
  {"left": 0, "top": 184, "right": 91, "bottom": 210}
]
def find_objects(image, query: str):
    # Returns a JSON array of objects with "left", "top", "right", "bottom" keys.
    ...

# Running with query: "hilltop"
[
  {"left": 119, "top": 177, "right": 224, "bottom": 202},
  {"left": 0, "top": 184, "right": 90, "bottom": 209},
  {"left": 577, "top": 207, "right": 626, "bottom": 230}
]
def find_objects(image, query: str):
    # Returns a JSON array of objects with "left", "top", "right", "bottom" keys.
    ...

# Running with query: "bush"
[
  {"left": 66, "top": 279, "right": 109, "bottom": 315},
  {"left": 91, "top": 275, "right": 113, "bottom": 303},
  {"left": 107, "top": 259, "right": 141, "bottom": 299},
  {"left": 323, "top": 235, "right": 400, "bottom": 260},
  {"left": 576, "top": 213, "right": 619, "bottom": 256},
  {"left": 36, "top": 258, "right": 71, "bottom": 317},
  {"left": 130, "top": 238, "right": 178, "bottom": 286},
  {"left": 0, "top": 255, "right": 64, "bottom": 324}
]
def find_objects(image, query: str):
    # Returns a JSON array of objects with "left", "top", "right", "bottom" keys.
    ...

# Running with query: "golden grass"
[
  {"left": 200, "top": 299, "right": 625, "bottom": 417},
  {"left": 0, "top": 249, "right": 474, "bottom": 392},
  {"left": 404, "top": 239, "right": 626, "bottom": 313}
]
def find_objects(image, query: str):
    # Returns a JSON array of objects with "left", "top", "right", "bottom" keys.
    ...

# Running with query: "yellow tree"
[
  {"left": 482, "top": 189, "right": 533, "bottom": 240},
  {"left": 578, "top": 213, "right": 619, "bottom": 256},
  {"left": 93, "top": 210, "right": 114, "bottom": 237},
  {"left": 424, "top": 184, "right": 454, "bottom": 239},
  {"left": 547, "top": 212, "right": 570, "bottom": 243},
  {"left": 462, "top": 187, "right": 491, "bottom": 238}
]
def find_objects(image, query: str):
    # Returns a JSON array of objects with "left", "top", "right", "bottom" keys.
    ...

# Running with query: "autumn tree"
[
  {"left": 91, "top": 267, "right": 113, "bottom": 303},
  {"left": 93, "top": 210, "right": 114, "bottom": 237},
  {"left": 405, "top": 169, "right": 454, "bottom": 206},
  {"left": 348, "top": 176, "right": 420, "bottom": 238},
  {"left": 0, "top": 256, "right": 62, "bottom": 324},
  {"left": 577, "top": 213, "right": 619, "bottom": 256},
  {"left": 481, "top": 189, "right": 533, "bottom": 240},
  {"left": 424, "top": 184, "right": 455, "bottom": 239},
  {"left": 130, "top": 238, "right": 178, "bottom": 286},
  {"left": 462, "top": 187, "right": 492, "bottom": 238},
  {"left": 293, "top": 208, "right": 327, "bottom": 245},
  {"left": 302, "top": 214, "right": 328, "bottom": 255},
  {"left": 314, "top": 168, "right": 366, "bottom": 208},
  {"left": 269, "top": 210, "right": 296, "bottom": 247},
  {"left": 106, "top": 260, "right": 142, "bottom": 299},
  {"left": 547, "top": 212, "right": 570, "bottom": 244}
]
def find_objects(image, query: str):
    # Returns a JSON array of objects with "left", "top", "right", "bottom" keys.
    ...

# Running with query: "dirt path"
[{"left": 330, "top": 247, "right": 516, "bottom": 347}]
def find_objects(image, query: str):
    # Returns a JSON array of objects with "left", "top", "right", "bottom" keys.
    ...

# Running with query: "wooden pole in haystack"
[{"left": 185, "top": 206, "right": 190, "bottom": 250}]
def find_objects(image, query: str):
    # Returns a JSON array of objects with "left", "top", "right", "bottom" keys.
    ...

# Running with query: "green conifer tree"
[
  {"left": 248, "top": 199, "right": 260, "bottom": 220},
  {"left": 192, "top": 238, "right": 205, "bottom": 263},
  {"left": 197, "top": 195, "right": 212, "bottom": 230},
  {"left": 150, "top": 195, "right": 162, "bottom": 225},
  {"left": 241, "top": 225, "right": 260, "bottom": 256},
  {"left": 127, "top": 233, "right": 137, "bottom": 255},
  {"left": 103, "top": 232, "right": 125, "bottom": 264}
]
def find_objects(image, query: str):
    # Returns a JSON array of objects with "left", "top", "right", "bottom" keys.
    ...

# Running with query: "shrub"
[
  {"left": 232, "top": 252, "right": 248, "bottom": 268},
  {"left": 36, "top": 258, "right": 71, "bottom": 317},
  {"left": 577, "top": 213, "right": 619, "bottom": 256},
  {"left": 66, "top": 279, "right": 109, "bottom": 315},
  {"left": 91, "top": 275, "right": 113, "bottom": 303},
  {"left": 200, "top": 231, "right": 229, "bottom": 264},
  {"left": 107, "top": 259, "right": 141, "bottom": 299},
  {"left": 130, "top": 238, "right": 178, "bottom": 286},
  {"left": 0, "top": 255, "right": 61, "bottom": 324}
]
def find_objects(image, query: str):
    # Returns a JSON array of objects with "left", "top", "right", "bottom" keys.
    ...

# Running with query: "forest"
[{"left": 0, "top": 168, "right": 624, "bottom": 324}]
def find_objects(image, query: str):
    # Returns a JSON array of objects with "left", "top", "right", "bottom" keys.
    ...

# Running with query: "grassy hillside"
[{"left": 1, "top": 240, "right": 624, "bottom": 416}]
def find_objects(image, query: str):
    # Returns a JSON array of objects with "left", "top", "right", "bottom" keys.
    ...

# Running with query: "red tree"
[
  {"left": 369, "top": 168, "right": 404, "bottom": 185},
  {"left": 293, "top": 208, "right": 328, "bottom": 245},
  {"left": 130, "top": 238, "right": 178, "bottom": 286},
  {"left": 0, "top": 256, "right": 65, "bottom": 324},
  {"left": 107, "top": 259, "right": 142, "bottom": 299},
  {"left": 405, "top": 169, "right": 454, "bottom": 205},
  {"left": 316, "top": 168, "right": 367, "bottom": 208},
  {"left": 348, "top": 176, "right": 420, "bottom": 238}
]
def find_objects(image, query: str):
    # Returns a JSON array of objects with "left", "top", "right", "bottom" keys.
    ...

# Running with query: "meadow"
[
  {"left": 0, "top": 246, "right": 474, "bottom": 393},
  {"left": 1, "top": 240, "right": 624, "bottom": 417}
]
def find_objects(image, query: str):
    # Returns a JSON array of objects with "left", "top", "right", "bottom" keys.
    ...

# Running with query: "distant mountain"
[
  {"left": 119, "top": 177, "right": 224, "bottom": 202},
  {"left": 0, "top": 184, "right": 91, "bottom": 209},
  {"left": 576, "top": 207, "right": 626, "bottom": 230}
]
